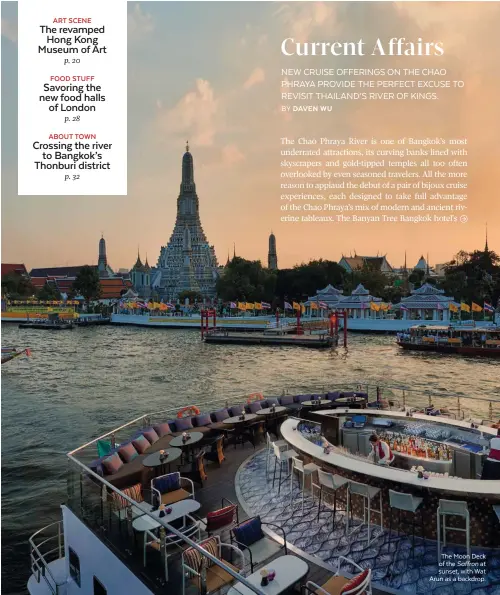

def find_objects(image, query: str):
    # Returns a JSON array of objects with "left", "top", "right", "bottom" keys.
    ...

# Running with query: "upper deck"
[{"left": 29, "top": 384, "right": 500, "bottom": 595}]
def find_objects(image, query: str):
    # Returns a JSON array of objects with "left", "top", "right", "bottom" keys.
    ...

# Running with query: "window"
[
  {"left": 68, "top": 547, "right": 81, "bottom": 587},
  {"left": 93, "top": 577, "right": 107, "bottom": 594}
]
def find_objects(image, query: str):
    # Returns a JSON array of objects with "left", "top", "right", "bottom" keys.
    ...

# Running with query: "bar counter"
[{"left": 280, "top": 414, "right": 500, "bottom": 547}]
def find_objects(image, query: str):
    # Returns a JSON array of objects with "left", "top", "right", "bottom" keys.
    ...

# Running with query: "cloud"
[
  {"left": 274, "top": 2, "right": 336, "bottom": 42},
  {"left": 156, "top": 79, "right": 219, "bottom": 146},
  {"left": 221, "top": 144, "right": 245, "bottom": 166},
  {"left": 1, "top": 18, "right": 17, "bottom": 43},
  {"left": 128, "top": 3, "right": 154, "bottom": 41},
  {"left": 243, "top": 67, "right": 265, "bottom": 90}
]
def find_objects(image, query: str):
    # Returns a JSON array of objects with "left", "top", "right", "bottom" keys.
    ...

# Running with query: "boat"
[
  {"left": 19, "top": 312, "right": 74, "bottom": 330},
  {"left": 25, "top": 385, "right": 500, "bottom": 595},
  {"left": 397, "top": 324, "right": 500, "bottom": 357},
  {"left": 1, "top": 346, "right": 31, "bottom": 364}
]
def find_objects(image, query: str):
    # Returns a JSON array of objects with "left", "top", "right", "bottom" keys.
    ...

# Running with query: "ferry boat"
[
  {"left": 397, "top": 324, "right": 500, "bottom": 357},
  {"left": 26, "top": 386, "right": 500, "bottom": 595}
]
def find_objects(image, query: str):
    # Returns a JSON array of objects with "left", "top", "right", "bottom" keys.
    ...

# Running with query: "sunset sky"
[{"left": 2, "top": 2, "right": 499, "bottom": 272}]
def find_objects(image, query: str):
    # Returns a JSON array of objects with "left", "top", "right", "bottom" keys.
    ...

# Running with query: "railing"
[
  {"left": 66, "top": 454, "right": 265, "bottom": 594},
  {"left": 69, "top": 394, "right": 260, "bottom": 462},
  {"left": 278, "top": 381, "right": 500, "bottom": 424},
  {"left": 29, "top": 521, "right": 65, "bottom": 595}
]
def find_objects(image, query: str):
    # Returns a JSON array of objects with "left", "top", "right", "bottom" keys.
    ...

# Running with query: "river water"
[{"left": 2, "top": 324, "right": 499, "bottom": 593}]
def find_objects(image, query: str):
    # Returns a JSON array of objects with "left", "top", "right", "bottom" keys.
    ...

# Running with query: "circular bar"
[{"left": 280, "top": 412, "right": 500, "bottom": 547}]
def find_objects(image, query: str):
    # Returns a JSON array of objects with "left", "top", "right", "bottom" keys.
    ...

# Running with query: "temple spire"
[{"left": 485, "top": 223, "right": 489, "bottom": 252}]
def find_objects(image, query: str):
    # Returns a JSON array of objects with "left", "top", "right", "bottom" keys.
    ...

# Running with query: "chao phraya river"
[{"left": 2, "top": 325, "right": 499, "bottom": 593}]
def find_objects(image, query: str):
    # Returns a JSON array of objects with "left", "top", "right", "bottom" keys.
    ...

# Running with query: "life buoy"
[
  {"left": 177, "top": 406, "right": 201, "bottom": 419},
  {"left": 246, "top": 392, "right": 264, "bottom": 404}
]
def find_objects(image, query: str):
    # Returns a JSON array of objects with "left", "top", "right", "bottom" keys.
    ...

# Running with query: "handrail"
[
  {"left": 68, "top": 384, "right": 499, "bottom": 459},
  {"left": 69, "top": 394, "right": 264, "bottom": 457},
  {"left": 29, "top": 520, "right": 64, "bottom": 594},
  {"left": 67, "top": 453, "right": 265, "bottom": 594}
]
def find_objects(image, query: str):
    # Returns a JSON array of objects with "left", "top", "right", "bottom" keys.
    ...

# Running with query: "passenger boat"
[
  {"left": 397, "top": 324, "right": 500, "bottom": 357},
  {"left": 19, "top": 312, "right": 74, "bottom": 330},
  {"left": 26, "top": 386, "right": 500, "bottom": 595},
  {"left": 1, "top": 346, "right": 31, "bottom": 365}
]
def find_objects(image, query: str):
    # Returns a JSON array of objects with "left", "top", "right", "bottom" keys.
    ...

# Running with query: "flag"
[
  {"left": 400, "top": 304, "right": 409, "bottom": 311},
  {"left": 310, "top": 302, "right": 318, "bottom": 310},
  {"left": 460, "top": 302, "right": 470, "bottom": 313},
  {"left": 449, "top": 303, "right": 458, "bottom": 313},
  {"left": 361, "top": 302, "right": 368, "bottom": 310},
  {"left": 261, "top": 302, "right": 271, "bottom": 309},
  {"left": 319, "top": 301, "right": 328, "bottom": 309},
  {"left": 471, "top": 302, "right": 482, "bottom": 313},
  {"left": 293, "top": 302, "right": 300, "bottom": 310},
  {"left": 246, "top": 302, "right": 254, "bottom": 310},
  {"left": 159, "top": 303, "right": 168, "bottom": 311},
  {"left": 254, "top": 302, "right": 262, "bottom": 310},
  {"left": 437, "top": 303, "right": 444, "bottom": 310},
  {"left": 237, "top": 302, "right": 246, "bottom": 310},
  {"left": 484, "top": 302, "right": 495, "bottom": 313},
  {"left": 370, "top": 302, "right": 380, "bottom": 311},
  {"left": 229, "top": 302, "right": 237, "bottom": 309},
  {"left": 284, "top": 301, "right": 292, "bottom": 310},
  {"left": 379, "top": 303, "right": 388, "bottom": 311}
]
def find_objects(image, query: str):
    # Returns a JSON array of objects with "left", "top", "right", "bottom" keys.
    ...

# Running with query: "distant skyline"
[{"left": 2, "top": 2, "right": 499, "bottom": 271}]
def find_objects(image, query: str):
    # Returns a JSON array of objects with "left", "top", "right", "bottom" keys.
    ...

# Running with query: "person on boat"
[
  {"left": 481, "top": 429, "right": 500, "bottom": 480},
  {"left": 368, "top": 434, "right": 395, "bottom": 466}
]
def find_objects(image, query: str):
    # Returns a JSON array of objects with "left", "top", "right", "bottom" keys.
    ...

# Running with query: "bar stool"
[
  {"left": 437, "top": 499, "right": 470, "bottom": 561},
  {"left": 386, "top": 489, "right": 424, "bottom": 557},
  {"left": 289, "top": 456, "right": 319, "bottom": 512},
  {"left": 311, "top": 469, "right": 349, "bottom": 530},
  {"left": 347, "top": 481, "right": 383, "bottom": 545},
  {"left": 265, "top": 432, "right": 286, "bottom": 474},
  {"left": 272, "top": 442, "right": 297, "bottom": 494}
]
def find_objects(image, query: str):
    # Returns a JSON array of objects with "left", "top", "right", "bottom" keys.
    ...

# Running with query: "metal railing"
[
  {"left": 29, "top": 521, "right": 65, "bottom": 595},
  {"left": 66, "top": 454, "right": 265, "bottom": 594}
]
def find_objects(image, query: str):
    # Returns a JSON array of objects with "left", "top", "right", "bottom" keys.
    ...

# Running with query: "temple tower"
[
  {"left": 268, "top": 232, "right": 278, "bottom": 270},
  {"left": 155, "top": 144, "right": 219, "bottom": 300},
  {"left": 97, "top": 234, "right": 114, "bottom": 278}
]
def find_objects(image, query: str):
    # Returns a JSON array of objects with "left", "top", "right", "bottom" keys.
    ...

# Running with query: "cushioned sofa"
[
  {"left": 90, "top": 392, "right": 353, "bottom": 490},
  {"left": 91, "top": 416, "right": 222, "bottom": 490}
]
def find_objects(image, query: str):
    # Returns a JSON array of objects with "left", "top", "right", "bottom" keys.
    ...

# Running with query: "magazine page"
[{"left": 1, "top": 1, "right": 499, "bottom": 594}]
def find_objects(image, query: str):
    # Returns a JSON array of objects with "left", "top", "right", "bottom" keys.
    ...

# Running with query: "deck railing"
[
  {"left": 66, "top": 453, "right": 265, "bottom": 594},
  {"left": 29, "top": 520, "right": 65, "bottom": 595}
]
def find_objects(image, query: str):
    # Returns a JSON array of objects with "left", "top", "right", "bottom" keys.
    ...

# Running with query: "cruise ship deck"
[{"left": 28, "top": 386, "right": 500, "bottom": 595}]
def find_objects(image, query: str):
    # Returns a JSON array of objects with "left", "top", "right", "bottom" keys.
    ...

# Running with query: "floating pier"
[{"left": 203, "top": 330, "right": 336, "bottom": 348}]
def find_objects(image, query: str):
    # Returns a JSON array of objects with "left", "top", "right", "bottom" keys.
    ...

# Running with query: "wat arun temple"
[{"left": 153, "top": 144, "right": 219, "bottom": 300}]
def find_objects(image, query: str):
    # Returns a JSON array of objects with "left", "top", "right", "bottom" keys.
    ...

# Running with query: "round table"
[
  {"left": 256, "top": 406, "right": 287, "bottom": 416},
  {"left": 170, "top": 432, "right": 204, "bottom": 463},
  {"left": 223, "top": 414, "right": 258, "bottom": 424},
  {"left": 142, "top": 448, "right": 182, "bottom": 475},
  {"left": 301, "top": 400, "right": 331, "bottom": 408},
  {"left": 335, "top": 396, "right": 367, "bottom": 409},
  {"left": 170, "top": 432, "right": 204, "bottom": 448}
]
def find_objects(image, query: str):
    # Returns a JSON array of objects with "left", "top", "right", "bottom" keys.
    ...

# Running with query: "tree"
[
  {"left": 276, "top": 259, "right": 346, "bottom": 301},
  {"left": 216, "top": 257, "right": 276, "bottom": 302},
  {"left": 73, "top": 266, "right": 101, "bottom": 305},
  {"left": 441, "top": 248, "right": 500, "bottom": 305},
  {"left": 343, "top": 262, "right": 388, "bottom": 298},
  {"left": 1, "top": 273, "right": 35, "bottom": 298},
  {"left": 37, "top": 282, "right": 61, "bottom": 301}
]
